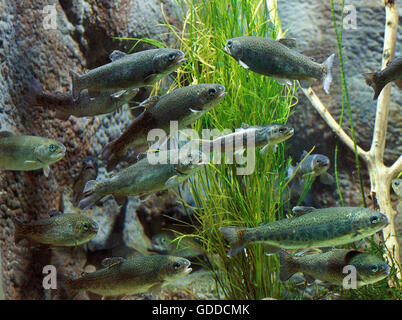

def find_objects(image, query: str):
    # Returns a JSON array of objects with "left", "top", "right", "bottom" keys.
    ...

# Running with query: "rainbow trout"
[
  {"left": 220, "top": 207, "right": 389, "bottom": 257},
  {"left": 279, "top": 249, "right": 389, "bottom": 287},
  {"left": 149, "top": 232, "right": 204, "bottom": 259},
  {"left": 62, "top": 255, "right": 192, "bottom": 296},
  {"left": 70, "top": 48, "right": 185, "bottom": 101},
  {"left": 102, "top": 84, "right": 226, "bottom": 171},
  {"left": 224, "top": 36, "right": 335, "bottom": 94},
  {"left": 287, "top": 151, "right": 335, "bottom": 185},
  {"left": 12, "top": 212, "right": 98, "bottom": 246},
  {"left": 0, "top": 131, "right": 66, "bottom": 177},
  {"left": 192, "top": 123, "right": 294, "bottom": 156},
  {"left": 79, "top": 150, "right": 205, "bottom": 209},
  {"left": 363, "top": 57, "right": 402, "bottom": 100},
  {"left": 28, "top": 78, "right": 139, "bottom": 120}
]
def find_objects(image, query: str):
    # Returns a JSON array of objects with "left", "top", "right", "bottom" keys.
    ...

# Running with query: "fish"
[
  {"left": 287, "top": 151, "right": 335, "bottom": 185},
  {"left": 102, "top": 84, "right": 226, "bottom": 171},
  {"left": 0, "top": 131, "right": 66, "bottom": 177},
  {"left": 279, "top": 248, "right": 389, "bottom": 288},
  {"left": 191, "top": 123, "right": 294, "bottom": 156},
  {"left": 363, "top": 57, "right": 402, "bottom": 100},
  {"left": 224, "top": 36, "right": 335, "bottom": 94},
  {"left": 219, "top": 206, "right": 389, "bottom": 257},
  {"left": 12, "top": 211, "right": 98, "bottom": 246},
  {"left": 149, "top": 232, "right": 204, "bottom": 259},
  {"left": 27, "top": 78, "right": 139, "bottom": 120},
  {"left": 62, "top": 255, "right": 192, "bottom": 297},
  {"left": 79, "top": 150, "right": 205, "bottom": 209},
  {"left": 70, "top": 48, "right": 186, "bottom": 101},
  {"left": 72, "top": 157, "right": 98, "bottom": 207}
]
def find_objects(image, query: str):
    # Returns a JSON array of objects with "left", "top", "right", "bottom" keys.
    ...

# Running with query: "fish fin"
[
  {"left": 262, "top": 244, "right": 280, "bottom": 256},
  {"left": 148, "top": 282, "right": 163, "bottom": 294},
  {"left": 0, "top": 131, "right": 15, "bottom": 138},
  {"left": 48, "top": 210, "right": 63, "bottom": 217},
  {"left": 114, "top": 195, "right": 127, "bottom": 207},
  {"left": 259, "top": 143, "right": 270, "bottom": 155},
  {"left": 241, "top": 123, "right": 249, "bottom": 129},
  {"left": 101, "top": 257, "right": 125, "bottom": 268},
  {"left": 144, "top": 74, "right": 157, "bottom": 85},
  {"left": 219, "top": 226, "right": 248, "bottom": 257},
  {"left": 24, "top": 78, "right": 43, "bottom": 105},
  {"left": 78, "top": 180, "right": 103, "bottom": 209},
  {"left": 292, "top": 206, "right": 316, "bottom": 216},
  {"left": 322, "top": 53, "right": 335, "bottom": 94},
  {"left": 234, "top": 148, "right": 245, "bottom": 157},
  {"left": 70, "top": 70, "right": 81, "bottom": 101},
  {"left": 109, "top": 50, "right": 127, "bottom": 62},
  {"left": 273, "top": 76, "right": 292, "bottom": 85},
  {"left": 299, "top": 78, "right": 315, "bottom": 89},
  {"left": 24, "top": 160, "right": 37, "bottom": 167},
  {"left": 55, "top": 110, "right": 70, "bottom": 120},
  {"left": 277, "top": 38, "right": 297, "bottom": 49},
  {"left": 110, "top": 90, "right": 127, "bottom": 100},
  {"left": 238, "top": 59, "right": 249, "bottom": 69},
  {"left": 139, "top": 96, "right": 159, "bottom": 111},
  {"left": 394, "top": 79, "right": 402, "bottom": 90},
  {"left": 319, "top": 173, "right": 335, "bottom": 185},
  {"left": 363, "top": 72, "right": 382, "bottom": 100},
  {"left": 286, "top": 165, "right": 295, "bottom": 180},
  {"left": 278, "top": 249, "right": 298, "bottom": 282},
  {"left": 165, "top": 175, "right": 181, "bottom": 187},
  {"left": 189, "top": 108, "right": 202, "bottom": 113},
  {"left": 43, "top": 165, "right": 50, "bottom": 177},
  {"left": 11, "top": 216, "right": 27, "bottom": 244}
]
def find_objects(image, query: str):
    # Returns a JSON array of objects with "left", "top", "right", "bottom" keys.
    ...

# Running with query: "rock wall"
[{"left": 0, "top": 0, "right": 178, "bottom": 300}]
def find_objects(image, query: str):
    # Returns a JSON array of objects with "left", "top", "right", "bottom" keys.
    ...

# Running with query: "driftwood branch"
[{"left": 267, "top": 0, "right": 401, "bottom": 277}]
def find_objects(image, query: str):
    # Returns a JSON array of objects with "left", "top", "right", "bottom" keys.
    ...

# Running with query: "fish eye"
[
  {"left": 83, "top": 223, "right": 92, "bottom": 231},
  {"left": 279, "top": 128, "right": 286, "bottom": 133},
  {"left": 173, "top": 261, "right": 181, "bottom": 270},
  {"left": 227, "top": 40, "right": 232, "bottom": 48},
  {"left": 370, "top": 216, "right": 379, "bottom": 224},
  {"left": 371, "top": 265, "right": 379, "bottom": 272},
  {"left": 48, "top": 144, "right": 57, "bottom": 153},
  {"left": 168, "top": 53, "right": 176, "bottom": 61},
  {"left": 208, "top": 88, "right": 217, "bottom": 96}
]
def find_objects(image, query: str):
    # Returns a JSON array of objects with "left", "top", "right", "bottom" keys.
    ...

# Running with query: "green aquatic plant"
[{"left": 161, "top": 0, "right": 297, "bottom": 300}]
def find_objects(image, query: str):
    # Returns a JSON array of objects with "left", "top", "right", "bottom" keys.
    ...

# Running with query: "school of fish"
[{"left": 3, "top": 33, "right": 399, "bottom": 299}]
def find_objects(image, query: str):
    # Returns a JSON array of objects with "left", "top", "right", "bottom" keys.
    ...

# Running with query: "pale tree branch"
[
  {"left": 389, "top": 155, "right": 402, "bottom": 179},
  {"left": 368, "top": 0, "right": 399, "bottom": 165}
]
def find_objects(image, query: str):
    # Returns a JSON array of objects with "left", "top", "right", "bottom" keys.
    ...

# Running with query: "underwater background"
[{"left": 0, "top": 0, "right": 401, "bottom": 300}]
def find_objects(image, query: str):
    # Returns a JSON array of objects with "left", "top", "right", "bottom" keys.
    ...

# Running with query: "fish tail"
[
  {"left": 363, "top": 72, "right": 383, "bottom": 100},
  {"left": 278, "top": 249, "right": 298, "bottom": 282},
  {"left": 70, "top": 70, "right": 82, "bottom": 102},
  {"left": 219, "top": 226, "right": 248, "bottom": 257},
  {"left": 102, "top": 140, "right": 125, "bottom": 172},
  {"left": 11, "top": 216, "right": 27, "bottom": 244},
  {"left": 24, "top": 78, "right": 43, "bottom": 105},
  {"left": 322, "top": 53, "right": 335, "bottom": 94},
  {"left": 78, "top": 180, "right": 103, "bottom": 209}
]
